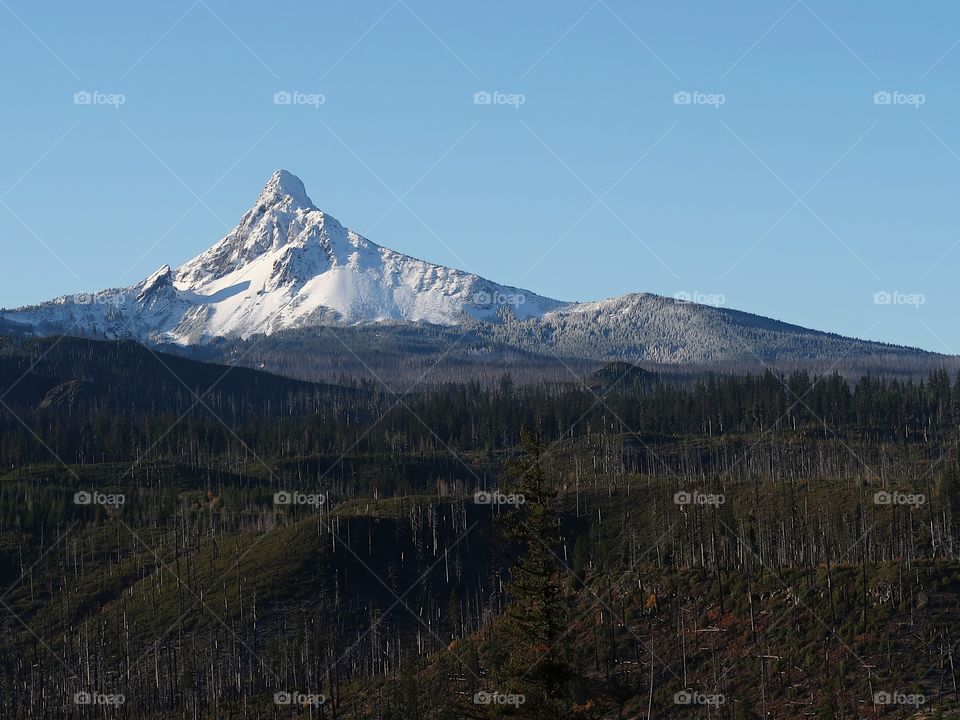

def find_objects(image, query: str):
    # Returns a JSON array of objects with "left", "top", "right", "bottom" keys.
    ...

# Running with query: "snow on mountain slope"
[
  {"left": 0, "top": 170, "right": 568, "bottom": 343},
  {"left": 0, "top": 170, "right": 938, "bottom": 365},
  {"left": 485, "top": 293, "right": 922, "bottom": 364}
]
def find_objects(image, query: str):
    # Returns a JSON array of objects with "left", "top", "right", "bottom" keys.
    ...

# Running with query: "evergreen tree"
[{"left": 495, "top": 427, "right": 580, "bottom": 718}]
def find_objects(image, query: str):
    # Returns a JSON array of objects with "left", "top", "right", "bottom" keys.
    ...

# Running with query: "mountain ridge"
[{"left": 0, "top": 170, "right": 946, "bottom": 367}]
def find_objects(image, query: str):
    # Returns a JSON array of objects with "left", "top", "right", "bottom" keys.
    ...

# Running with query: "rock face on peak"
[
  {"left": 137, "top": 265, "right": 173, "bottom": 301},
  {"left": 0, "top": 170, "right": 942, "bottom": 367},
  {"left": 258, "top": 169, "right": 312, "bottom": 208},
  {"left": 175, "top": 170, "right": 320, "bottom": 288}
]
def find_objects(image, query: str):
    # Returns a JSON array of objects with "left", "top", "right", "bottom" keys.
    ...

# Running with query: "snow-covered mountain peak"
[
  {"left": 0, "top": 169, "right": 570, "bottom": 342},
  {"left": 137, "top": 264, "right": 173, "bottom": 301},
  {"left": 257, "top": 169, "right": 314, "bottom": 211},
  {"left": 175, "top": 170, "right": 332, "bottom": 288}
]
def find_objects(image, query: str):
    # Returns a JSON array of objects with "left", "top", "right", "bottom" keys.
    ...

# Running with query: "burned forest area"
[{"left": 0, "top": 335, "right": 957, "bottom": 719}]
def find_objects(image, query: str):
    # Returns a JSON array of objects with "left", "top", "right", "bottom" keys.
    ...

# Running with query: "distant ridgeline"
[{"left": 0, "top": 333, "right": 958, "bottom": 479}]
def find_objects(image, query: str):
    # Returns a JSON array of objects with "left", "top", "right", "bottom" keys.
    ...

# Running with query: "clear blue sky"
[{"left": 2, "top": 1, "right": 958, "bottom": 353}]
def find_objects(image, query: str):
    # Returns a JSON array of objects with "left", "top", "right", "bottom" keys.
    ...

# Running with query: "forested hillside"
[{"left": 1, "top": 335, "right": 959, "bottom": 718}]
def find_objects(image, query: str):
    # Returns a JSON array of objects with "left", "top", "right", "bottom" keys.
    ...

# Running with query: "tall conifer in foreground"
[{"left": 496, "top": 427, "right": 580, "bottom": 718}]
